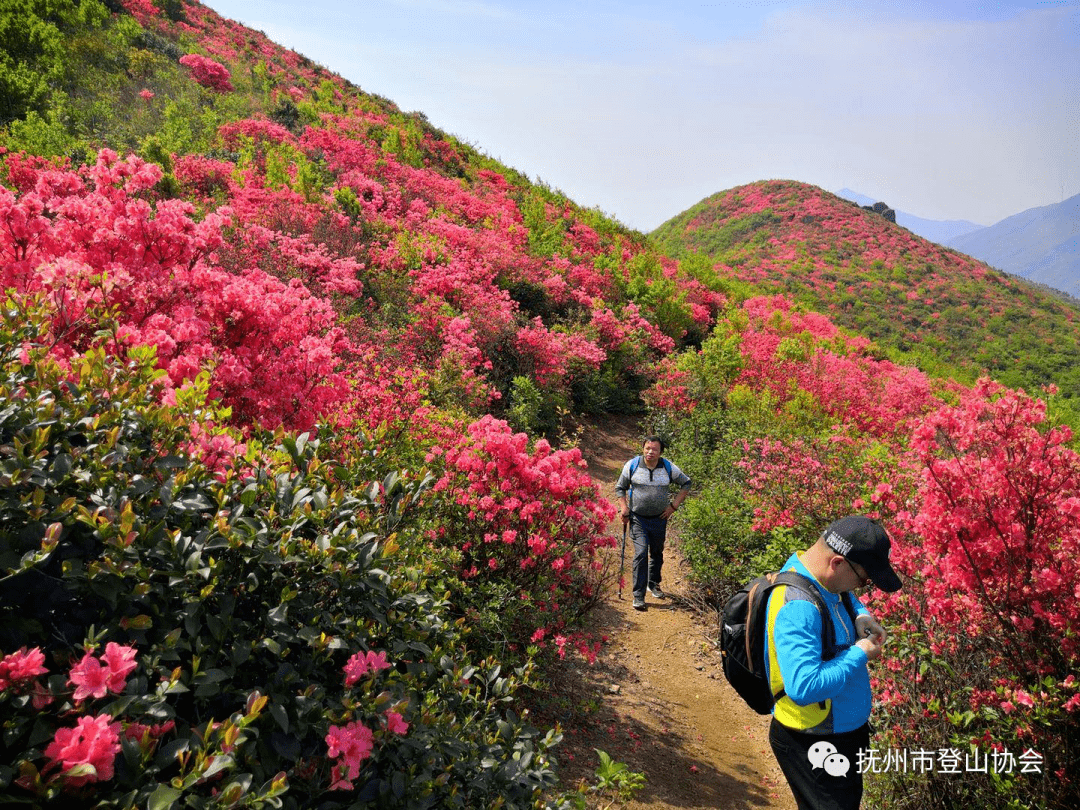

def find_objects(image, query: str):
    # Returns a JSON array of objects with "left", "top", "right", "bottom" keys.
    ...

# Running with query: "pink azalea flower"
[
  {"left": 0, "top": 647, "right": 48, "bottom": 691},
  {"left": 100, "top": 643, "right": 138, "bottom": 689},
  {"left": 384, "top": 711, "right": 409, "bottom": 735},
  {"left": 44, "top": 714, "right": 122, "bottom": 788},
  {"left": 343, "top": 650, "right": 392, "bottom": 687},
  {"left": 68, "top": 654, "right": 109, "bottom": 701},
  {"left": 326, "top": 720, "right": 374, "bottom": 789},
  {"left": 68, "top": 643, "right": 138, "bottom": 701}
]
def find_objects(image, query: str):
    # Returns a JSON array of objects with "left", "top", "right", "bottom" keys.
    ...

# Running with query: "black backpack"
[{"left": 720, "top": 570, "right": 858, "bottom": 714}]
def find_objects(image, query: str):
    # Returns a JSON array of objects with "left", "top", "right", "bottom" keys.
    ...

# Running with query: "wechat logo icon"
[{"left": 808, "top": 741, "right": 851, "bottom": 777}]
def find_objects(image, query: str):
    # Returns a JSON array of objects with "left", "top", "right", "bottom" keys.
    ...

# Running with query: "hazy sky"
[{"left": 204, "top": 0, "right": 1079, "bottom": 232}]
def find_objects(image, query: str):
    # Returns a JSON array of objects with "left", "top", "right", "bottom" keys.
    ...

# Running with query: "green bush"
[{"left": 0, "top": 298, "right": 570, "bottom": 809}]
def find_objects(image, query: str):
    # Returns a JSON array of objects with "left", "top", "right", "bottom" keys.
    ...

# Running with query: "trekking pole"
[{"left": 619, "top": 518, "right": 627, "bottom": 599}]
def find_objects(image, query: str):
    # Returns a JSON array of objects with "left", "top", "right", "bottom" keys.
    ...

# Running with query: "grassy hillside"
[
  {"left": 651, "top": 180, "right": 1080, "bottom": 417},
  {"left": 1, "top": 0, "right": 735, "bottom": 439}
]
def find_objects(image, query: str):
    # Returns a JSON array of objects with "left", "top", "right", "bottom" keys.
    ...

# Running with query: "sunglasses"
[{"left": 845, "top": 558, "right": 870, "bottom": 586}]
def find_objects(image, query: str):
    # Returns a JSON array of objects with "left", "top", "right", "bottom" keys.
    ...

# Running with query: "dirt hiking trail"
[{"left": 541, "top": 415, "right": 796, "bottom": 810}]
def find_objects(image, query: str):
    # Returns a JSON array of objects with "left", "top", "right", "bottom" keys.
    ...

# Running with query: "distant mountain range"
[
  {"left": 945, "top": 194, "right": 1080, "bottom": 299},
  {"left": 837, "top": 189, "right": 985, "bottom": 244},
  {"left": 837, "top": 188, "right": 1080, "bottom": 299}
]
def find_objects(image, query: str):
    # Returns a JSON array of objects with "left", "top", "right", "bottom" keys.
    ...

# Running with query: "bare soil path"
[{"left": 539, "top": 414, "right": 796, "bottom": 810}]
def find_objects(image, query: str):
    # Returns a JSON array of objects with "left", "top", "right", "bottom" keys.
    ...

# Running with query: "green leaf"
[
  {"left": 269, "top": 702, "right": 289, "bottom": 733},
  {"left": 148, "top": 784, "right": 183, "bottom": 810},
  {"left": 202, "top": 755, "right": 235, "bottom": 779}
]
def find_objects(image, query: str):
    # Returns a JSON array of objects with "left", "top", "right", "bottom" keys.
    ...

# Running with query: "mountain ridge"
[
  {"left": 837, "top": 187, "right": 1080, "bottom": 298},
  {"left": 650, "top": 179, "right": 1080, "bottom": 416},
  {"left": 945, "top": 192, "right": 1080, "bottom": 297},
  {"left": 836, "top": 187, "right": 985, "bottom": 244}
]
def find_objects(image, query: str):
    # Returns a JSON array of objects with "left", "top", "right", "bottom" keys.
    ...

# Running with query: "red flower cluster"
[
  {"left": 0, "top": 647, "right": 47, "bottom": 691},
  {"left": 325, "top": 721, "right": 374, "bottom": 791},
  {"left": 432, "top": 415, "right": 616, "bottom": 658},
  {"left": 178, "top": 53, "right": 234, "bottom": 93},
  {"left": 343, "top": 649, "right": 392, "bottom": 687},
  {"left": 327, "top": 650, "right": 409, "bottom": 791},
  {"left": 889, "top": 380, "right": 1080, "bottom": 669},
  {"left": 1, "top": 642, "right": 140, "bottom": 791},
  {"left": 68, "top": 642, "right": 139, "bottom": 702},
  {"left": 42, "top": 715, "right": 122, "bottom": 788},
  {"left": 0, "top": 149, "right": 352, "bottom": 431}
]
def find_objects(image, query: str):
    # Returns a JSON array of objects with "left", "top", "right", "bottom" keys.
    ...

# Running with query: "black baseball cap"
[{"left": 823, "top": 516, "right": 902, "bottom": 592}]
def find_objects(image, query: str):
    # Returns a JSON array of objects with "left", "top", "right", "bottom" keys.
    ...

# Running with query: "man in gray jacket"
[{"left": 615, "top": 436, "right": 692, "bottom": 610}]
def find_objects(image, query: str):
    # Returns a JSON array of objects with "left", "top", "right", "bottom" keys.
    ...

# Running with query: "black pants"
[{"left": 769, "top": 719, "right": 870, "bottom": 810}]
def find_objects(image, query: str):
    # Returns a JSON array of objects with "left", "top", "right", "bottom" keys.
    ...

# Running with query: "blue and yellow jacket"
[{"left": 764, "top": 552, "right": 872, "bottom": 734}]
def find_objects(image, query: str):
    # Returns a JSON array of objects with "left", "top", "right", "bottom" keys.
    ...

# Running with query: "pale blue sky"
[{"left": 205, "top": 0, "right": 1079, "bottom": 232}]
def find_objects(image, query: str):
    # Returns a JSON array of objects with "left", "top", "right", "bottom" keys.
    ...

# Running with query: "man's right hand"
[
  {"left": 621, "top": 511, "right": 630, "bottom": 523},
  {"left": 856, "top": 635, "right": 884, "bottom": 661}
]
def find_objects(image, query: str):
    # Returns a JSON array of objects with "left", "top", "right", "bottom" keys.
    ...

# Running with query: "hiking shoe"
[
  {"left": 632, "top": 594, "right": 646, "bottom": 610},
  {"left": 648, "top": 584, "right": 666, "bottom": 598}
]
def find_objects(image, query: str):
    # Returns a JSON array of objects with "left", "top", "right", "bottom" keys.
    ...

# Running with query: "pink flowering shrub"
[
  {"left": 0, "top": 306, "right": 566, "bottom": 807},
  {"left": 0, "top": 149, "right": 354, "bottom": 430},
  {"left": 173, "top": 154, "right": 236, "bottom": 199},
  {"left": 864, "top": 381, "right": 1080, "bottom": 808},
  {"left": 514, "top": 317, "right": 607, "bottom": 386},
  {"left": 120, "top": 0, "right": 162, "bottom": 26},
  {"left": 178, "top": 53, "right": 234, "bottom": 93},
  {"left": 429, "top": 415, "right": 617, "bottom": 662}
]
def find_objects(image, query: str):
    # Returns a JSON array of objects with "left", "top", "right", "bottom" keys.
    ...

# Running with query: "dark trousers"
[
  {"left": 769, "top": 719, "right": 870, "bottom": 810},
  {"left": 630, "top": 514, "right": 666, "bottom": 596}
]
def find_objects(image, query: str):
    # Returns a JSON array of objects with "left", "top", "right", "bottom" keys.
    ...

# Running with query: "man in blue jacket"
[
  {"left": 764, "top": 515, "right": 902, "bottom": 810},
  {"left": 615, "top": 436, "right": 691, "bottom": 610}
]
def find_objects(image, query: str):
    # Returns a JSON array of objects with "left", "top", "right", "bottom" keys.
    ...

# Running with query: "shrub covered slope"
[{"left": 652, "top": 181, "right": 1080, "bottom": 417}]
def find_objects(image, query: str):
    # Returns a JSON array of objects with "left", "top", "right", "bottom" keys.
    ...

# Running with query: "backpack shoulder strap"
[
  {"left": 768, "top": 570, "right": 835, "bottom": 651},
  {"left": 762, "top": 570, "right": 837, "bottom": 705},
  {"left": 747, "top": 571, "right": 819, "bottom": 705},
  {"left": 840, "top": 590, "right": 859, "bottom": 627},
  {"left": 771, "top": 571, "right": 825, "bottom": 607},
  {"left": 627, "top": 456, "right": 641, "bottom": 509}
]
